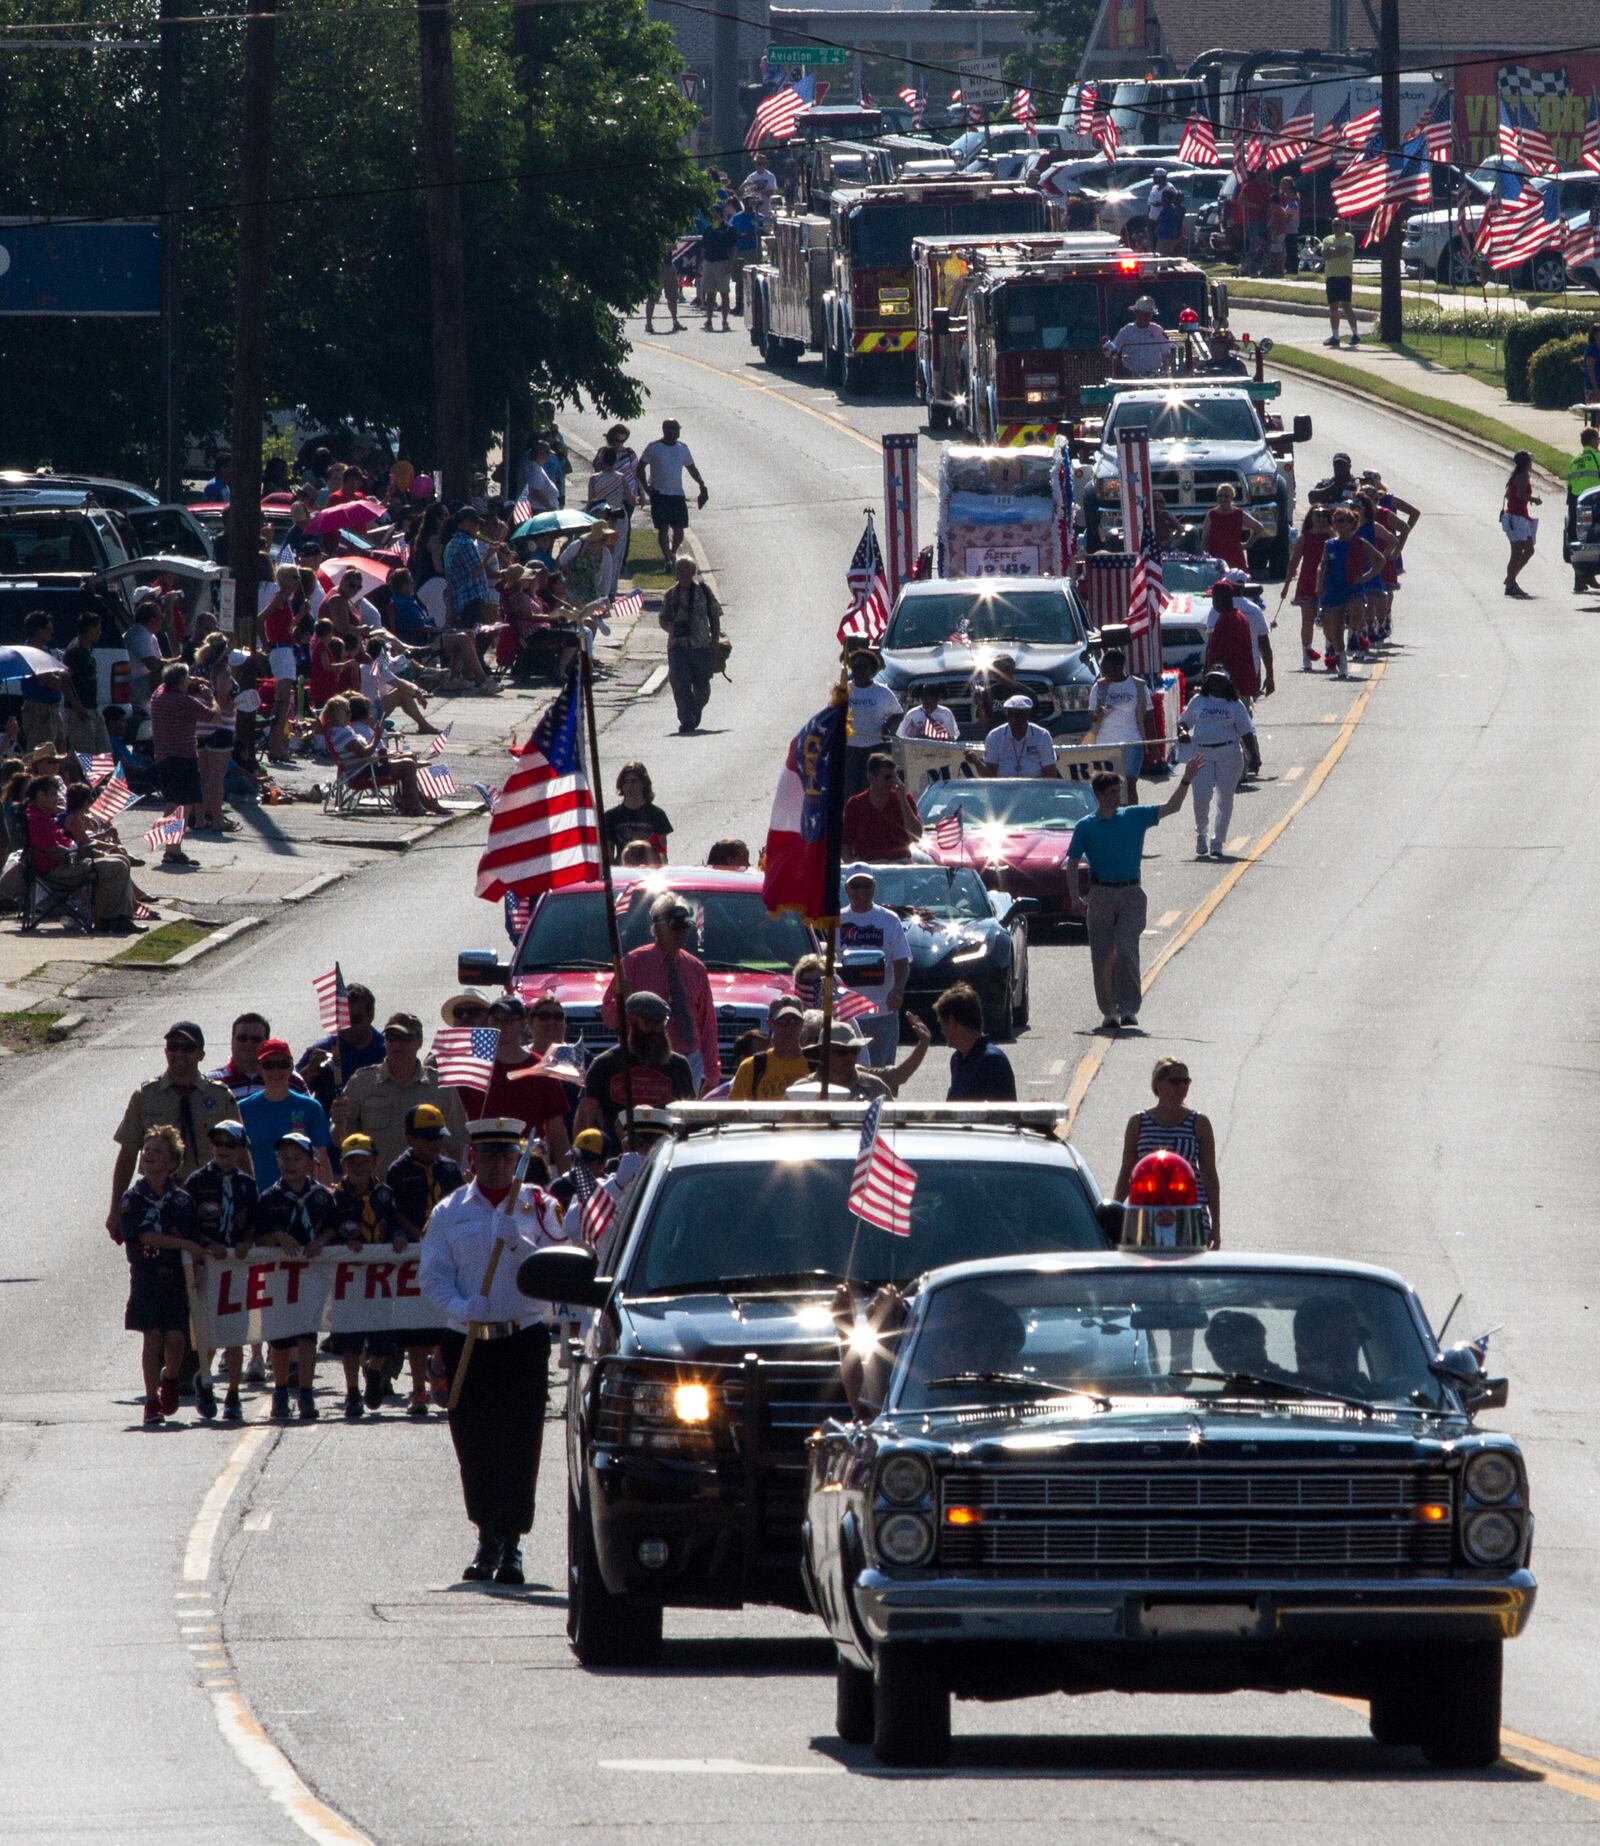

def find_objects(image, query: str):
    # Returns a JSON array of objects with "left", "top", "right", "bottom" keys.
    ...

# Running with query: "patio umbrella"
[
  {"left": 318, "top": 555, "right": 393, "bottom": 594},
  {"left": 305, "top": 497, "right": 385, "bottom": 538},
  {"left": 0, "top": 644, "right": 66, "bottom": 683},
  {"left": 512, "top": 508, "right": 598, "bottom": 540}
]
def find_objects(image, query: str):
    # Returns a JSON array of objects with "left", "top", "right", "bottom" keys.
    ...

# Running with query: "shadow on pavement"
[{"left": 646, "top": 1636, "right": 836, "bottom": 1678}]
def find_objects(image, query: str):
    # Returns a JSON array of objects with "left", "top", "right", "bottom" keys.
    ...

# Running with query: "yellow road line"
[
  {"left": 183, "top": 1426, "right": 267, "bottom": 1581},
  {"left": 1064, "top": 663, "right": 1385, "bottom": 1130},
  {"left": 1223, "top": 834, "right": 1249, "bottom": 855},
  {"left": 1324, "top": 1696, "right": 1600, "bottom": 1805}
]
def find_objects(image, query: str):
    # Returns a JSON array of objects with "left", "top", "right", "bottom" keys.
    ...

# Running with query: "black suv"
[{"left": 516, "top": 1102, "right": 1117, "bottom": 1666}]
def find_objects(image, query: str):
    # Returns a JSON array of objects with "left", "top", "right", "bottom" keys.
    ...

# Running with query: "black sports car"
[{"left": 848, "top": 862, "right": 1032, "bottom": 1040}]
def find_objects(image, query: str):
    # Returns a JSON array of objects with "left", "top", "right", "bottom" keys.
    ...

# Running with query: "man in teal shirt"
[{"left": 1067, "top": 761, "right": 1200, "bottom": 1030}]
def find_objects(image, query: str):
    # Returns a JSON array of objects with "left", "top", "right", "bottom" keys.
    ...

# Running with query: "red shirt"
[
  {"left": 262, "top": 596, "right": 297, "bottom": 649},
  {"left": 1294, "top": 531, "right": 1326, "bottom": 600},
  {"left": 842, "top": 788, "right": 920, "bottom": 862},
  {"left": 1204, "top": 606, "right": 1260, "bottom": 699},
  {"left": 148, "top": 684, "right": 213, "bottom": 761},
  {"left": 307, "top": 640, "right": 343, "bottom": 708},
  {"left": 1204, "top": 506, "right": 1247, "bottom": 570},
  {"left": 26, "top": 803, "right": 72, "bottom": 872},
  {"left": 458, "top": 1059, "right": 571, "bottom": 1128}
]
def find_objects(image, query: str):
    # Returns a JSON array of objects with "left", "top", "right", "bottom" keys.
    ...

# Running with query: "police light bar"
[
  {"left": 661, "top": 1102, "right": 1072, "bottom": 1137},
  {"left": 1078, "top": 379, "right": 1281, "bottom": 405}
]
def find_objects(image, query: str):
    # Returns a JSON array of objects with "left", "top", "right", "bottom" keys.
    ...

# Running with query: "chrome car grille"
[
  {"left": 939, "top": 1468, "right": 1455, "bottom": 1575},
  {"left": 1150, "top": 466, "right": 1245, "bottom": 507},
  {"left": 722, "top": 1364, "right": 848, "bottom": 1453},
  {"left": 561, "top": 1008, "right": 770, "bottom": 1066},
  {"left": 906, "top": 676, "right": 1058, "bottom": 733}
]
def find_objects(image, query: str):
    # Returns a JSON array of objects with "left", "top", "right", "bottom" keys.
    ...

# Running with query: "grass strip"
[
  {"left": 1267, "top": 344, "right": 1572, "bottom": 478},
  {"left": 0, "top": 1009, "right": 63, "bottom": 1052},
  {"left": 622, "top": 551, "right": 674, "bottom": 591},
  {"left": 113, "top": 918, "right": 213, "bottom": 965}
]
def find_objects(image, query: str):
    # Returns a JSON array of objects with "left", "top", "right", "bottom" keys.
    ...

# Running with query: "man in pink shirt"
[{"left": 600, "top": 891, "right": 721, "bottom": 1090}]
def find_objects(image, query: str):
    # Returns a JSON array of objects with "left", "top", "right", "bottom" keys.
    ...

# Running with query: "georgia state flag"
[{"left": 761, "top": 700, "right": 847, "bottom": 925}]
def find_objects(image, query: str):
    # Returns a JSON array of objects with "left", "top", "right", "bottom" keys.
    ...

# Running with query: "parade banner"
[
  {"left": 1454, "top": 55, "right": 1600, "bottom": 170},
  {"left": 187, "top": 1246, "right": 444, "bottom": 1350},
  {"left": 882, "top": 433, "right": 919, "bottom": 596},
  {"left": 894, "top": 735, "right": 1153, "bottom": 792}
]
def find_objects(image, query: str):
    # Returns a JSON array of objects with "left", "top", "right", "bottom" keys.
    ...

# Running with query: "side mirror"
[
  {"left": 1002, "top": 896, "right": 1039, "bottom": 921},
  {"left": 1431, "top": 1342, "right": 1508, "bottom": 1410},
  {"left": 457, "top": 948, "right": 510, "bottom": 988},
  {"left": 838, "top": 947, "right": 887, "bottom": 989},
  {"left": 1292, "top": 414, "right": 1313, "bottom": 443},
  {"left": 931, "top": 306, "right": 951, "bottom": 335},
  {"left": 1471, "top": 1377, "right": 1510, "bottom": 1410},
  {"left": 517, "top": 1244, "right": 610, "bottom": 1310},
  {"left": 1095, "top": 1199, "right": 1125, "bottom": 1245}
]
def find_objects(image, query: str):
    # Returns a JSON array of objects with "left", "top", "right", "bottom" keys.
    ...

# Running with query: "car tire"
[
  {"left": 986, "top": 983, "right": 1015, "bottom": 1043},
  {"left": 872, "top": 1644, "right": 951, "bottom": 1766},
  {"left": 928, "top": 399, "right": 949, "bottom": 432},
  {"left": 824, "top": 340, "right": 841, "bottom": 386},
  {"left": 567, "top": 1489, "right": 663, "bottom": 1668},
  {"left": 835, "top": 1653, "right": 874, "bottom": 1744},
  {"left": 1529, "top": 252, "right": 1566, "bottom": 294},
  {"left": 1418, "top": 1641, "right": 1503, "bottom": 1770},
  {"left": 1436, "top": 248, "right": 1475, "bottom": 288},
  {"left": 1265, "top": 523, "right": 1291, "bottom": 581},
  {"left": 1367, "top": 1653, "right": 1425, "bottom": 1745},
  {"left": 1013, "top": 948, "right": 1030, "bottom": 1029},
  {"left": 843, "top": 354, "right": 869, "bottom": 395}
]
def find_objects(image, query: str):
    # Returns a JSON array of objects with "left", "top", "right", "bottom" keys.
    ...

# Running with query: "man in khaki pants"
[{"left": 1066, "top": 762, "right": 1200, "bottom": 1031}]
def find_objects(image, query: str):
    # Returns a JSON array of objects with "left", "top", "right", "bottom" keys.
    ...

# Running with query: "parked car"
[{"left": 0, "top": 471, "right": 213, "bottom": 561}]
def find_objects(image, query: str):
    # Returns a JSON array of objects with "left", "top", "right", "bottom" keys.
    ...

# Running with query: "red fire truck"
[{"left": 744, "top": 178, "right": 1054, "bottom": 394}]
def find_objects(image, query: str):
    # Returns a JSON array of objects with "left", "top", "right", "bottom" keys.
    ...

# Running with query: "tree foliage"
[{"left": 0, "top": 0, "right": 705, "bottom": 478}]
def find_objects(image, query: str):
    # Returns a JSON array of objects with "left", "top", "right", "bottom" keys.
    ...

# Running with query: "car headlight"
[
  {"left": 1245, "top": 471, "right": 1277, "bottom": 498},
  {"left": 951, "top": 940, "right": 990, "bottom": 963},
  {"left": 1462, "top": 1508, "right": 1523, "bottom": 1566},
  {"left": 876, "top": 1511, "right": 935, "bottom": 1566},
  {"left": 1464, "top": 1451, "right": 1519, "bottom": 1505},
  {"left": 877, "top": 1454, "right": 933, "bottom": 1505},
  {"left": 1096, "top": 471, "right": 1121, "bottom": 496},
  {"left": 599, "top": 1366, "right": 718, "bottom": 1452}
]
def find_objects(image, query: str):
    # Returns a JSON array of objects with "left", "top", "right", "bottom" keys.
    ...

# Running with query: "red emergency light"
[
  {"left": 1117, "top": 254, "right": 1138, "bottom": 272},
  {"left": 1127, "top": 1149, "right": 1199, "bottom": 1208}
]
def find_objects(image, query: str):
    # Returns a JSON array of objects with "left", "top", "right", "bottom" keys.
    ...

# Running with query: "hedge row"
[
  {"left": 1528, "top": 335, "right": 1589, "bottom": 409},
  {"left": 1503, "top": 313, "right": 1595, "bottom": 401}
]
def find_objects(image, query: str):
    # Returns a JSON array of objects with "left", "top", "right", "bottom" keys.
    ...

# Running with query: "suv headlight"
[
  {"left": 877, "top": 1454, "right": 933, "bottom": 1505},
  {"left": 597, "top": 1364, "right": 718, "bottom": 1452},
  {"left": 1464, "top": 1451, "right": 1519, "bottom": 1505},
  {"left": 1462, "top": 1508, "right": 1523, "bottom": 1566},
  {"left": 1245, "top": 470, "right": 1277, "bottom": 498},
  {"left": 1095, "top": 470, "right": 1121, "bottom": 496}
]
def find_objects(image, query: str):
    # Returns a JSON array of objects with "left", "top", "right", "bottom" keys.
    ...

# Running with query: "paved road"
[{"left": 5, "top": 312, "right": 1600, "bottom": 1841}]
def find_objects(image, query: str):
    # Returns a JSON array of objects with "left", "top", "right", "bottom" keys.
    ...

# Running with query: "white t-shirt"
[
  {"left": 1107, "top": 321, "right": 1173, "bottom": 376},
  {"left": 359, "top": 654, "right": 404, "bottom": 703},
  {"left": 126, "top": 622, "right": 162, "bottom": 705},
  {"left": 897, "top": 703, "right": 960, "bottom": 741},
  {"left": 1204, "top": 596, "right": 1271, "bottom": 672},
  {"left": 838, "top": 902, "right": 912, "bottom": 1013},
  {"left": 847, "top": 681, "right": 902, "bottom": 750},
  {"left": 1089, "top": 675, "right": 1147, "bottom": 747},
  {"left": 638, "top": 440, "right": 697, "bottom": 498},
  {"left": 1180, "top": 691, "right": 1255, "bottom": 748},
  {"left": 743, "top": 168, "right": 778, "bottom": 203},
  {"left": 523, "top": 462, "right": 559, "bottom": 512},
  {"left": 983, "top": 721, "right": 1057, "bottom": 777}
]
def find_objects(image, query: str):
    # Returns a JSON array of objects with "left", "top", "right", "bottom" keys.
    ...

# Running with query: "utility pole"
[
  {"left": 157, "top": 0, "right": 183, "bottom": 503},
  {"left": 226, "top": 0, "right": 274, "bottom": 650},
  {"left": 1378, "top": 0, "right": 1402, "bottom": 343},
  {"left": 712, "top": 0, "right": 740, "bottom": 158},
  {"left": 419, "top": 0, "right": 471, "bottom": 499}
]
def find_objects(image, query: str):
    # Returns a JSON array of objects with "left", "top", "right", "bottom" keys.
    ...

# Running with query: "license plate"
[{"left": 1143, "top": 1600, "right": 1257, "bottom": 1637}]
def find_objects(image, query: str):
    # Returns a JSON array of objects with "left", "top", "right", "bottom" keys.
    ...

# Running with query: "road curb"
[
  {"left": 117, "top": 914, "right": 262, "bottom": 973},
  {"left": 47, "top": 1010, "right": 86, "bottom": 1041},
  {"left": 282, "top": 869, "right": 347, "bottom": 905}
]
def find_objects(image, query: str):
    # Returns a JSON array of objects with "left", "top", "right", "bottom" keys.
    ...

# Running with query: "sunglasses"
[
  {"left": 233, "top": 1032, "right": 266, "bottom": 1044},
  {"left": 383, "top": 1029, "right": 419, "bottom": 1042},
  {"left": 259, "top": 1059, "right": 293, "bottom": 1071},
  {"left": 453, "top": 1007, "right": 490, "bottom": 1022}
]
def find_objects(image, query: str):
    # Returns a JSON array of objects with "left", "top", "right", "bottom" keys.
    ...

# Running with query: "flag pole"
[
  {"left": 577, "top": 649, "right": 636, "bottom": 1136},
  {"left": 331, "top": 961, "right": 344, "bottom": 1095},
  {"left": 818, "top": 924, "right": 837, "bottom": 1100}
]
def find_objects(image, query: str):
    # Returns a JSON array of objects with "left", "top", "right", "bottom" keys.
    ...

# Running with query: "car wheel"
[
  {"left": 836, "top": 1653, "right": 874, "bottom": 1744},
  {"left": 1369, "top": 1686, "right": 1423, "bottom": 1746},
  {"left": 843, "top": 354, "right": 869, "bottom": 395},
  {"left": 824, "top": 339, "right": 841, "bottom": 386},
  {"left": 1266, "top": 523, "right": 1291, "bottom": 581},
  {"left": 873, "top": 1644, "right": 951, "bottom": 1766},
  {"left": 1437, "top": 248, "right": 1474, "bottom": 288},
  {"left": 1529, "top": 252, "right": 1566, "bottom": 294},
  {"left": 567, "top": 1489, "right": 663, "bottom": 1668},
  {"left": 929, "top": 399, "right": 949, "bottom": 432},
  {"left": 1418, "top": 1641, "right": 1503, "bottom": 1769},
  {"left": 1013, "top": 945, "right": 1030, "bottom": 1028},
  {"left": 986, "top": 982, "right": 1015, "bottom": 1043}
]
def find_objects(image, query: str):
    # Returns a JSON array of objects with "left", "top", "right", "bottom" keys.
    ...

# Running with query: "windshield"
[
  {"left": 625, "top": 1154, "right": 1103, "bottom": 1295},
  {"left": 846, "top": 864, "right": 994, "bottom": 918},
  {"left": 920, "top": 778, "right": 1096, "bottom": 830},
  {"left": 851, "top": 196, "right": 1049, "bottom": 268},
  {"left": 994, "top": 282, "right": 1102, "bottom": 351},
  {"left": 0, "top": 516, "right": 104, "bottom": 573},
  {"left": 886, "top": 587, "right": 1079, "bottom": 649},
  {"left": 895, "top": 1268, "right": 1446, "bottom": 1412},
  {"left": 1158, "top": 552, "right": 1226, "bottom": 592},
  {"left": 1106, "top": 394, "right": 1260, "bottom": 443},
  {"left": 1105, "top": 274, "right": 1207, "bottom": 333},
  {"left": 515, "top": 887, "right": 813, "bottom": 974}
]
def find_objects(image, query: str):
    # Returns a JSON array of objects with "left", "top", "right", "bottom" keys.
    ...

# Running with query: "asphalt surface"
[{"left": 5, "top": 310, "right": 1600, "bottom": 1842}]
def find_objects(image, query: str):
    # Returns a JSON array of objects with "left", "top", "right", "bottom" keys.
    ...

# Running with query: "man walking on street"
[
  {"left": 935, "top": 982, "right": 1017, "bottom": 1100},
  {"left": 600, "top": 891, "right": 722, "bottom": 1090},
  {"left": 658, "top": 556, "right": 722, "bottom": 734},
  {"left": 1066, "top": 762, "right": 1202, "bottom": 1031},
  {"left": 637, "top": 419, "right": 709, "bottom": 561}
]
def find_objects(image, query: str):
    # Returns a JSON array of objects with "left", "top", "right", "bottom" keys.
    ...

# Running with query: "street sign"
[
  {"left": 767, "top": 46, "right": 848, "bottom": 65},
  {"left": 676, "top": 70, "right": 701, "bottom": 105},
  {"left": 958, "top": 56, "right": 1005, "bottom": 106},
  {"left": 0, "top": 220, "right": 159, "bottom": 317},
  {"left": 217, "top": 572, "right": 236, "bottom": 635}
]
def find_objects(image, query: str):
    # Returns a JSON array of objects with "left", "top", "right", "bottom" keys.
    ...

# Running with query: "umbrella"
[
  {"left": 305, "top": 497, "right": 385, "bottom": 538},
  {"left": 512, "top": 509, "right": 599, "bottom": 540},
  {"left": 0, "top": 644, "right": 66, "bottom": 683},
  {"left": 318, "top": 555, "right": 393, "bottom": 594}
]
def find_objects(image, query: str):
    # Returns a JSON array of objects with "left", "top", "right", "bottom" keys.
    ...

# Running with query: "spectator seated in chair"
[
  {"left": 321, "top": 694, "right": 447, "bottom": 819},
  {"left": 20, "top": 771, "right": 141, "bottom": 930}
]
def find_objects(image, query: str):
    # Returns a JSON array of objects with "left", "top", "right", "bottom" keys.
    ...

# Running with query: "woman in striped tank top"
[{"left": 1113, "top": 1055, "right": 1222, "bottom": 1242}]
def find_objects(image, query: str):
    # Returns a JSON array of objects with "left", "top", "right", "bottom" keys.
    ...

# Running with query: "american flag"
[
  {"left": 133, "top": 900, "right": 157, "bottom": 921},
  {"left": 1408, "top": 92, "right": 1453, "bottom": 162},
  {"left": 899, "top": 84, "right": 925, "bottom": 127},
  {"left": 428, "top": 723, "right": 453, "bottom": 758},
  {"left": 1265, "top": 89, "right": 1315, "bottom": 169},
  {"left": 745, "top": 85, "right": 804, "bottom": 151},
  {"left": 1565, "top": 212, "right": 1600, "bottom": 271},
  {"left": 1585, "top": 91, "right": 1600, "bottom": 175},
  {"left": 503, "top": 893, "right": 532, "bottom": 938},
  {"left": 908, "top": 708, "right": 954, "bottom": 741},
  {"left": 847, "top": 1099, "right": 917, "bottom": 1237},
  {"left": 1342, "top": 103, "right": 1380, "bottom": 148},
  {"left": 1515, "top": 95, "right": 1559, "bottom": 174},
  {"left": 933, "top": 807, "right": 964, "bottom": 853},
  {"left": 832, "top": 985, "right": 878, "bottom": 1022},
  {"left": 474, "top": 665, "right": 601, "bottom": 902},
  {"left": 1485, "top": 177, "right": 1563, "bottom": 271},
  {"left": 78, "top": 752, "right": 115, "bottom": 782},
  {"left": 143, "top": 813, "right": 185, "bottom": 851},
  {"left": 1075, "top": 83, "right": 1095, "bottom": 135},
  {"left": 1084, "top": 553, "right": 1136, "bottom": 629},
  {"left": 419, "top": 761, "right": 458, "bottom": 799},
  {"left": 1012, "top": 86, "right": 1037, "bottom": 132},
  {"left": 1091, "top": 92, "right": 1118, "bottom": 158},
  {"left": 1177, "top": 110, "right": 1218, "bottom": 166},
  {"left": 608, "top": 589, "right": 643, "bottom": 622},
  {"left": 837, "top": 515, "right": 892, "bottom": 647},
  {"left": 580, "top": 1180, "right": 617, "bottom": 1249},
  {"left": 1300, "top": 98, "right": 1350, "bottom": 172},
  {"left": 431, "top": 1025, "right": 500, "bottom": 1091},
  {"left": 89, "top": 768, "right": 132, "bottom": 822},
  {"left": 313, "top": 964, "right": 350, "bottom": 1033},
  {"left": 1332, "top": 147, "right": 1392, "bottom": 218},
  {"left": 510, "top": 495, "right": 532, "bottom": 526},
  {"left": 1127, "top": 522, "right": 1164, "bottom": 641}
]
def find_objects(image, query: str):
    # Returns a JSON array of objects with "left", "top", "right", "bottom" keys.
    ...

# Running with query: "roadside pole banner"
[
  {"left": 882, "top": 434, "right": 918, "bottom": 594},
  {"left": 187, "top": 1247, "right": 441, "bottom": 1349},
  {"left": 1115, "top": 427, "right": 1163, "bottom": 683}
]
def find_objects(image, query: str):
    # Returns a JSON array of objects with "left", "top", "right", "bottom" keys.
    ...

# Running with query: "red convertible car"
[{"left": 918, "top": 776, "right": 1097, "bottom": 925}]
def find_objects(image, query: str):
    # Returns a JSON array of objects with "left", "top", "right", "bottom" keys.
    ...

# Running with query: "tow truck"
[
  {"left": 745, "top": 178, "right": 1054, "bottom": 394},
  {"left": 959, "top": 247, "right": 1219, "bottom": 446},
  {"left": 1077, "top": 379, "right": 1310, "bottom": 579}
]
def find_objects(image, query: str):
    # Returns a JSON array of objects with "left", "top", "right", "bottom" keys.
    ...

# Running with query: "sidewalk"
[{"left": 0, "top": 578, "right": 663, "bottom": 1028}]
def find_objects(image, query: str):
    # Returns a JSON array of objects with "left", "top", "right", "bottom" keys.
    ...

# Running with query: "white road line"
[
  {"left": 637, "top": 664, "right": 668, "bottom": 698},
  {"left": 243, "top": 1510, "right": 275, "bottom": 1533},
  {"left": 1224, "top": 835, "right": 1249, "bottom": 855},
  {"left": 1282, "top": 765, "right": 1305, "bottom": 782},
  {"left": 1049, "top": 1058, "right": 1066, "bottom": 1076},
  {"left": 183, "top": 1428, "right": 268, "bottom": 1582},
  {"left": 211, "top": 1690, "right": 378, "bottom": 1845},
  {"left": 1154, "top": 908, "right": 1180, "bottom": 928},
  {"left": 1320, "top": 712, "right": 1337, "bottom": 724}
]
